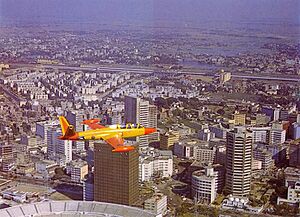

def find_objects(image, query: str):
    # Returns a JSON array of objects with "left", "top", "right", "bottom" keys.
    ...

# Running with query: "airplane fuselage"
[{"left": 78, "top": 126, "right": 146, "bottom": 140}]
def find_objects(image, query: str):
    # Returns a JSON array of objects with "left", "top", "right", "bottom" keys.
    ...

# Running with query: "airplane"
[{"left": 58, "top": 116, "right": 157, "bottom": 153}]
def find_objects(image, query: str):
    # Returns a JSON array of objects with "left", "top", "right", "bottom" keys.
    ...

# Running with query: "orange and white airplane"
[{"left": 58, "top": 116, "right": 156, "bottom": 152}]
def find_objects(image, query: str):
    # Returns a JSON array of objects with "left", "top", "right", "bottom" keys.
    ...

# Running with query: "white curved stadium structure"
[{"left": 0, "top": 201, "right": 159, "bottom": 217}]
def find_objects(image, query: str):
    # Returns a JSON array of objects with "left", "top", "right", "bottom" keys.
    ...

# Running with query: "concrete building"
[
  {"left": 83, "top": 173, "right": 94, "bottom": 201},
  {"left": 160, "top": 131, "right": 179, "bottom": 150},
  {"left": 35, "top": 120, "right": 58, "bottom": 141},
  {"left": 209, "top": 125, "right": 227, "bottom": 139},
  {"left": 226, "top": 127, "right": 252, "bottom": 197},
  {"left": 278, "top": 167, "right": 300, "bottom": 206},
  {"left": 222, "top": 196, "right": 263, "bottom": 214},
  {"left": 253, "top": 147, "right": 274, "bottom": 171},
  {"left": 219, "top": 70, "right": 231, "bottom": 84},
  {"left": 47, "top": 128, "right": 72, "bottom": 166},
  {"left": 289, "top": 140, "right": 300, "bottom": 168},
  {"left": 191, "top": 166, "right": 217, "bottom": 204},
  {"left": 139, "top": 149, "right": 173, "bottom": 182},
  {"left": 94, "top": 141, "right": 139, "bottom": 205},
  {"left": 198, "top": 128, "right": 215, "bottom": 141},
  {"left": 0, "top": 143, "right": 14, "bottom": 172},
  {"left": 66, "top": 110, "right": 87, "bottom": 131},
  {"left": 262, "top": 106, "right": 280, "bottom": 121},
  {"left": 173, "top": 141, "right": 194, "bottom": 159},
  {"left": 292, "top": 123, "right": 300, "bottom": 140},
  {"left": 144, "top": 193, "right": 168, "bottom": 215},
  {"left": 269, "top": 128, "right": 286, "bottom": 145},
  {"left": 69, "top": 159, "right": 88, "bottom": 183},
  {"left": 233, "top": 113, "right": 246, "bottom": 126},
  {"left": 125, "top": 96, "right": 158, "bottom": 149},
  {"left": 194, "top": 145, "right": 216, "bottom": 164},
  {"left": 250, "top": 127, "right": 270, "bottom": 144}
]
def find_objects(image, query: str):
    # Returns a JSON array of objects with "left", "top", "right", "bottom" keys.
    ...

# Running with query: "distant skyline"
[{"left": 0, "top": 0, "right": 299, "bottom": 28}]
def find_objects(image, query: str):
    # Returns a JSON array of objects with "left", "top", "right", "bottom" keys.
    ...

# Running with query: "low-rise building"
[
  {"left": 68, "top": 159, "right": 89, "bottom": 183},
  {"left": 160, "top": 131, "right": 179, "bottom": 150},
  {"left": 253, "top": 147, "right": 274, "bottom": 171},
  {"left": 278, "top": 167, "right": 300, "bottom": 206},
  {"left": 144, "top": 193, "right": 167, "bottom": 215},
  {"left": 139, "top": 149, "right": 173, "bottom": 182},
  {"left": 221, "top": 196, "right": 263, "bottom": 214}
]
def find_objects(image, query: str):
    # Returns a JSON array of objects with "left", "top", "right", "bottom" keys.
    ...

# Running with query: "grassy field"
[{"left": 14, "top": 183, "right": 49, "bottom": 194}]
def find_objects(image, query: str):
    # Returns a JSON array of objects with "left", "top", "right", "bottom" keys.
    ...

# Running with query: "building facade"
[
  {"left": 226, "top": 127, "right": 252, "bottom": 197},
  {"left": 94, "top": 142, "right": 139, "bottom": 205}
]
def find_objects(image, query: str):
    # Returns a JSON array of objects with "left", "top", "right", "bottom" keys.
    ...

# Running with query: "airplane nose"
[{"left": 145, "top": 128, "right": 157, "bottom": 135}]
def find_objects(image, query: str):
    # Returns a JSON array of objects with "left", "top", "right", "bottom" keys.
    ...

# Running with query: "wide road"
[{"left": 12, "top": 63, "right": 300, "bottom": 82}]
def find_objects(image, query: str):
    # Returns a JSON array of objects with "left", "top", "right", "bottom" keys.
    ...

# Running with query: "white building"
[
  {"left": 36, "top": 120, "right": 59, "bottom": 141},
  {"left": 250, "top": 127, "right": 270, "bottom": 144},
  {"left": 47, "top": 128, "right": 72, "bottom": 166},
  {"left": 269, "top": 128, "right": 286, "bottom": 145},
  {"left": 194, "top": 146, "right": 216, "bottom": 164},
  {"left": 198, "top": 129, "right": 215, "bottom": 141},
  {"left": 277, "top": 167, "right": 300, "bottom": 206},
  {"left": 69, "top": 160, "right": 88, "bottom": 183},
  {"left": 139, "top": 149, "right": 173, "bottom": 182},
  {"left": 222, "top": 196, "right": 263, "bottom": 214},
  {"left": 125, "top": 96, "right": 158, "bottom": 149},
  {"left": 191, "top": 166, "right": 217, "bottom": 204},
  {"left": 144, "top": 193, "right": 168, "bottom": 215}
]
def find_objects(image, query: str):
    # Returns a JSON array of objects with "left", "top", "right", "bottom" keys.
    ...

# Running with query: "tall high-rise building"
[
  {"left": 148, "top": 105, "right": 159, "bottom": 143},
  {"left": 226, "top": 127, "right": 252, "bottom": 197},
  {"left": 124, "top": 96, "right": 158, "bottom": 149},
  {"left": 0, "top": 143, "right": 14, "bottom": 172},
  {"left": 47, "top": 128, "right": 72, "bottom": 165},
  {"left": 94, "top": 142, "right": 139, "bottom": 206},
  {"left": 66, "top": 110, "right": 87, "bottom": 131}
]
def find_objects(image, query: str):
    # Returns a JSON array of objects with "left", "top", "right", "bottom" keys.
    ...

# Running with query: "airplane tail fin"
[{"left": 59, "top": 116, "right": 77, "bottom": 139}]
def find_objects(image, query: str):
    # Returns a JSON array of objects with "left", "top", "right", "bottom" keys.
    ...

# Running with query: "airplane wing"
[
  {"left": 102, "top": 133, "right": 124, "bottom": 149},
  {"left": 81, "top": 119, "right": 105, "bottom": 129}
]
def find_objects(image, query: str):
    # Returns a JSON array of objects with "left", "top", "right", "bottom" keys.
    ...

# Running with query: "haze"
[{"left": 0, "top": 0, "right": 299, "bottom": 27}]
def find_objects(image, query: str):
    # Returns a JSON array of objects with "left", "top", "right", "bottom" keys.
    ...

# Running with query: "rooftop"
[{"left": 0, "top": 201, "right": 158, "bottom": 217}]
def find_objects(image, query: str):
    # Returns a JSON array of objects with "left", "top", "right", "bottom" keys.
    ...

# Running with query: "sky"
[{"left": 0, "top": 0, "right": 299, "bottom": 27}]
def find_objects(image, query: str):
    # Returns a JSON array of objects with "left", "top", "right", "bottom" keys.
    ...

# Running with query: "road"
[{"left": 11, "top": 63, "right": 300, "bottom": 82}]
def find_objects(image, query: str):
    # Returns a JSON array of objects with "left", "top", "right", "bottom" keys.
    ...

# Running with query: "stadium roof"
[{"left": 0, "top": 201, "right": 159, "bottom": 217}]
